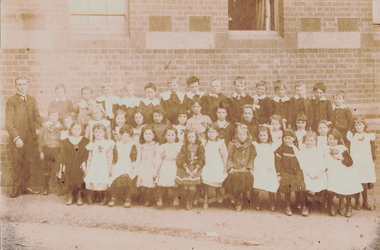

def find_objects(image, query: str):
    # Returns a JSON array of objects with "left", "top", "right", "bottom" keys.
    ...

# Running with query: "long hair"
[
  {"left": 131, "top": 109, "right": 146, "bottom": 128},
  {"left": 139, "top": 124, "right": 158, "bottom": 145},
  {"left": 92, "top": 123, "right": 107, "bottom": 142},
  {"left": 205, "top": 123, "right": 221, "bottom": 142},
  {"left": 353, "top": 117, "right": 367, "bottom": 136},
  {"left": 162, "top": 126, "right": 179, "bottom": 143},
  {"left": 328, "top": 128, "right": 344, "bottom": 146},
  {"left": 183, "top": 129, "right": 201, "bottom": 145},
  {"left": 282, "top": 129, "right": 298, "bottom": 148},
  {"left": 68, "top": 120, "right": 83, "bottom": 136},
  {"left": 257, "top": 125, "right": 273, "bottom": 144}
]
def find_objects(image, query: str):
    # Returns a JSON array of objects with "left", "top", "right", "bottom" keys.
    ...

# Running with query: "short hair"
[
  {"left": 152, "top": 106, "right": 166, "bottom": 116},
  {"left": 162, "top": 126, "right": 179, "bottom": 143},
  {"left": 100, "top": 81, "right": 112, "bottom": 88},
  {"left": 167, "top": 76, "right": 178, "bottom": 85},
  {"left": 242, "top": 104, "right": 254, "bottom": 113},
  {"left": 303, "top": 131, "right": 317, "bottom": 144},
  {"left": 186, "top": 76, "right": 200, "bottom": 87},
  {"left": 333, "top": 90, "right": 346, "bottom": 99},
  {"left": 317, "top": 120, "right": 330, "bottom": 129},
  {"left": 295, "top": 81, "right": 306, "bottom": 88},
  {"left": 14, "top": 77, "right": 27, "bottom": 85},
  {"left": 139, "top": 124, "right": 158, "bottom": 144},
  {"left": 270, "top": 114, "right": 284, "bottom": 130},
  {"left": 55, "top": 84, "right": 66, "bottom": 92},
  {"left": 177, "top": 109, "right": 189, "bottom": 118},
  {"left": 123, "top": 82, "right": 134, "bottom": 91},
  {"left": 144, "top": 82, "right": 157, "bottom": 91},
  {"left": 296, "top": 113, "right": 308, "bottom": 122},
  {"left": 210, "top": 79, "right": 221, "bottom": 86},
  {"left": 274, "top": 80, "right": 286, "bottom": 91},
  {"left": 257, "top": 125, "right": 273, "bottom": 144},
  {"left": 81, "top": 86, "right": 93, "bottom": 95},
  {"left": 91, "top": 105, "right": 105, "bottom": 117},
  {"left": 217, "top": 103, "right": 229, "bottom": 114},
  {"left": 131, "top": 109, "right": 146, "bottom": 128},
  {"left": 313, "top": 82, "right": 326, "bottom": 93},
  {"left": 353, "top": 117, "right": 368, "bottom": 132},
  {"left": 235, "top": 123, "right": 249, "bottom": 137},
  {"left": 189, "top": 97, "right": 202, "bottom": 108},
  {"left": 256, "top": 80, "right": 267, "bottom": 89},
  {"left": 205, "top": 123, "right": 221, "bottom": 137},
  {"left": 234, "top": 76, "right": 246, "bottom": 85},
  {"left": 68, "top": 121, "right": 83, "bottom": 136},
  {"left": 119, "top": 125, "right": 133, "bottom": 137},
  {"left": 183, "top": 129, "right": 201, "bottom": 145},
  {"left": 327, "top": 128, "right": 344, "bottom": 145}
]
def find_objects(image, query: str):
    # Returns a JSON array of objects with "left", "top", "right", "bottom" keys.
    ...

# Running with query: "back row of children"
[{"left": 38, "top": 76, "right": 376, "bottom": 217}]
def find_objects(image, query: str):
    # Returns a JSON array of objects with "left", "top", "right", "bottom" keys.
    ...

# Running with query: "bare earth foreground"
[{"left": 1, "top": 190, "right": 380, "bottom": 250}]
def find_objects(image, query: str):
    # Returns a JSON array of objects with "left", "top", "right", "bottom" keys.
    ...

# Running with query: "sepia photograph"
[{"left": 1, "top": 0, "right": 380, "bottom": 249}]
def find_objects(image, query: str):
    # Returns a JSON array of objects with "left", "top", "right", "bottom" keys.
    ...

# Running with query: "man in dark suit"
[{"left": 5, "top": 77, "right": 42, "bottom": 197}]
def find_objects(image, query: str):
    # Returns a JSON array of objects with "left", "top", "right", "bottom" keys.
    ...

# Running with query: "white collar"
[
  {"left": 232, "top": 92, "right": 246, "bottom": 98},
  {"left": 17, "top": 92, "right": 26, "bottom": 97},
  {"left": 186, "top": 91, "right": 205, "bottom": 99},
  {"left": 96, "top": 95, "right": 119, "bottom": 101},
  {"left": 294, "top": 95, "right": 307, "bottom": 99},
  {"left": 333, "top": 104, "right": 347, "bottom": 109},
  {"left": 216, "top": 120, "right": 229, "bottom": 128},
  {"left": 78, "top": 99, "right": 96, "bottom": 108},
  {"left": 253, "top": 94, "right": 267, "bottom": 100},
  {"left": 43, "top": 120, "right": 62, "bottom": 128},
  {"left": 160, "top": 91, "right": 185, "bottom": 102},
  {"left": 273, "top": 95, "right": 290, "bottom": 102},
  {"left": 313, "top": 96, "right": 327, "bottom": 101},
  {"left": 141, "top": 98, "right": 160, "bottom": 106},
  {"left": 55, "top": 97, "right": 67, "bottom": 102}
]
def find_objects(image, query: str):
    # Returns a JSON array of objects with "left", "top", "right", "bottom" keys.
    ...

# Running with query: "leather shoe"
[
  {"left": 25, "top": 187, "right": 40, "bottom": 194},
  {"left": 10, "top": 189, "right": 19, "bottom": 198}
]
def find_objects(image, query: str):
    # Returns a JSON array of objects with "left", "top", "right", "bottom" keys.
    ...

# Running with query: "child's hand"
[
  {"left": 186, "top": 167, "right": 191, "bottom": 176},
  {"left": 250, "top": 169, "right": 254, "bottom": 175},
  {"left": 80, "top": 162, "right": 86, "bottom": 173},
  {"left": 15, "top": 138, "right": 24, "bottom": 148},
  {"left": 277, "top": 175, "right": 282, "bottom": 182},
  {"left": 229, "top": 168, "right": 235, "bottom": 174},
  {"left": 39, "top": 152, "right": 45, "bottom": 160},
  {"left": 191, "top": 168, "right": 198, "bottom": 177}
]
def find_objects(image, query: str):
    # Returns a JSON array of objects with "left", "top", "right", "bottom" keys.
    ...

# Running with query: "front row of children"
[{"left": 59, "top": 113, "right": 376, "bottom": 218}]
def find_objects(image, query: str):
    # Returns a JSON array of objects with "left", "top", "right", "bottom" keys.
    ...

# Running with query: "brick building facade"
[{"left": 1, "top": 0, "right": 379, "bottom": 187}]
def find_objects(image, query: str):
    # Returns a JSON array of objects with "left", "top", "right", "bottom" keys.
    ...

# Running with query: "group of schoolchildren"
[{"left": 38, "top": 76, "right": 377, "bottom": 218}]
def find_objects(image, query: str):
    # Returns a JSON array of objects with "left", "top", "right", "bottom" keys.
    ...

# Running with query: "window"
[
  {"left": 228, "top": 0, "right": 279, "bottom": 31},
  {"left": 374, "top": 0, "right": 380, "bottom": 25},
  {"left": 70, "top": 0, "right": 128, "bottom": 34}
]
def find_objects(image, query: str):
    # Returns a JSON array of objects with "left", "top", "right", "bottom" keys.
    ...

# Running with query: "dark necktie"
[{"left": 170, "top": 93, "right": 180, "bottom": 105}]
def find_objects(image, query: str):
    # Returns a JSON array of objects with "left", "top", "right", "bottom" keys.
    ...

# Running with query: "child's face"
[
  {"left": 318, "top": 124, "right": 329, "bottom": 136},
  {"left": 211, "top": 81, "right": 221, "bottom": 94},
  {"left": 168, "top": 81, "right": 179, "bottom": 93},
  {"left": 234, "top": 81, "right": 245, "bottom": 94},
  {"left": 143, "top": 129, "right": 154, "bottom": 142},
  {"left": 327, "top": 134, "right": 338, "bottom": 146},
  {"left": 64, "top": 117, "right": 73, "bottom": 130},
  {"left": 55, "top": 88, "right": 65, "bottom": 99},
  {"left": 295, "top": 86, "right": 306, "bottom": 97},
  {"left": 236, "top": 129, "right": 248, "bottom": 143},
  {"left": 191, "top": 102, "right": 202, "bottom": 115},
  {"left": 177, "top": 114, "right": 188, "bottom": 125},
  {"left": 189, "top": 82, "right": 199, "bottom": 94},
  {"left": 283, "top": 135, "right": 295, "bottom": 146},
  {"left": 165, "top": 129, "right": 176, "bottom": 143},
  {"left": 256, "top": 86, "right": 266, "bottom": 97},
  {"left": 354, "top": 122, "right": 365, "bottom": 133},
  {"left": 120, "top": 133, "right": 132, "bottom": 143},
  {"left": 94, "top": 128, "right": 105, "bottom": 140},
  {"left": 153, "top": 112, "right": 163, "bottom": 123},
  {"left": 103, "top": 86, "right": 112, "bottom": 96},
  {"left": 145, "top": 88, "right": 156, "bottom": 100},
  {"left": 49, "top": 112, "right": 59, "bottom": 123},
  {"left": 71, "top": 124, "right": 82, "bottom": 137},
  {"left": 207, "top": 128, "right": 218, "bottom": 141},
  {"left": 82, "top": 89, "right": 92, "bottom": 101},
  {"left": 258, "top": 131, "right": 269, "bottom": 143},
  {"left": 124, "top": 86, "right": 134, "bottom": 98},
  {"left": 242, "top": 108, "right": 253, "bottom": 122},
  {"left": 134, "top": 113, "right": 144, "bottom": 125},
  {"left": 304, "top": 137, "right": 316, "bottom": 148},
  {"left": 216, "top": 108, "right": 227, "bottom": 121},
  {"left": 92, "top": 110, "right": 103, "bottom": 121},
  {"left": 276, "top": 86, "right": 286, "bottom": 98},
  {"left": 296, "top": 120, "right": 306, "bottom": 130},
  {"left": 334, "top": 95, "right": 344, "bottom": 107},
  {"left": 313, "top": 89, "right": 324, "bottom": 100},
  {"left": 115, "top": 114, "right": 126, "bottom": 126},
  {"left": 271, "top": 119, "right": 281, "bottom": 132},
  {"left": 187, "top": 132, "right": 197, "bottom": 144}
]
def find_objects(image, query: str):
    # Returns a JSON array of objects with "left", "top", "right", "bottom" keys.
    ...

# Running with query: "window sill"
[{"left": 228, "top": 30, "right": 282, "bottom": 40}]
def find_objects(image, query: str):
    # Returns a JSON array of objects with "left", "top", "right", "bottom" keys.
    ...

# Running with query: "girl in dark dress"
[{"left": 60, "top": 121, "right": 90, "bottom": 205}]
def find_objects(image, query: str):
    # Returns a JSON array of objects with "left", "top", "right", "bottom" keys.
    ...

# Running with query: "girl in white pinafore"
[
  {"left": 252, "top": 126, "right": 278, "bottom": 211},
  {"left": 201, "top": 124, "right": 228, "bottom": 209}
]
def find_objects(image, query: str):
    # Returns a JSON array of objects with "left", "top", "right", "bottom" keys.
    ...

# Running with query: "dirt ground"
[{"left": 1, "top": 188, "right": 380, "bottom": 250}]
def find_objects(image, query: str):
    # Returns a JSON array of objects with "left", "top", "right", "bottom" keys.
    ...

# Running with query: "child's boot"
[
  {"left": 203, "top": 186, "right": 208, "bottom": 209},
  {"left": 216, "top": 188, "right": 223, "bottom": 204},
  {"left": 157, "top": 189, "right": 163, "bottom": 207},
  {"left": 172, "top": 188, "right": 180, "bottom": 206},
  {"left": 99, "top": 191, "right": 108, "bottom": 206},
  {"left": 77, "top": 191, "right": 83, "bottom": 206},
  {"left": 43, "top": 174, "right": 50, "bottom": 196},
  {"left": 301, "top": 206, "right": 309, "bottom": 216},
  {"left": 269, "top": 192, "right": 276, "bottom": 211},
  {"left": 354, "top": 193, "right": 361, "bottom": 210},
  {"left": 253, "top": 192, "right": 260, "bottom": 211},
  {"left": 346, "top": 197, "right": 353, "bottom": 217},
  {"left": 108, "top": 197, "right": 116, "bottom": 207},
  {"left": 362, "top": 190, "right": 374, "bottom": 211},
  {"left": 87, "top": 190, "right": 93, "bottom": 205},
  {"left": 66, "top": 192, "right": 73, "bottom": 205}
]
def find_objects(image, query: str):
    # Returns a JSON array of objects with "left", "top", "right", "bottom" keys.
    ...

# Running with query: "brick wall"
[{"left": 1, "top": 0, "right": 379, "bottom": 187}]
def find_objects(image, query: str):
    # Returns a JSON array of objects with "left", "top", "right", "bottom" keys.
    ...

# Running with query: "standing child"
[
  {"left": 184, "top": 76, "right": 205, "bottom": 112},
  {"left": 39, "top": 109, "right": 64, "bottom": 195},
  {"left": 160, "top": 77, "right": 186, "bottom": 124},
  {"left": 332, "top": 90, "right": 354, "bottom": 146},
  {"left": 241, "top": 105, "right": 258, "bottom": 142},
  {"left": 60, "top": 121, "right": 90, "bottom": 205},
  {"left": 175, "top": 130, "right": 206, "bottom": 210},
  {"left": 309, "top": 82, "right": 334, "bottom": 132},
  {"left": 48, "top": 84, "right": 75, "bottom": 123},
  {"left": 136, "top": 125, "right": 160, "bottom": 206},
  {"left": 272, "top": 80, "right": 290, "bottom": 129},
  {"left": 223, "top": 124, "right": 255, "bottom": 212},
  {"left": 348, "top": 118, "right": 376, "bottom": 211},
  {"left": 316, "top": 120, "right": 330, "bottom": 148},
  {"left": 156, "top": 127, "right": 182, "bottom": 207},
  {"left": 215, "top": 105, "right": 235, "bottom": 146},
  {"left": 108, "top": 125, "right": 139, "bottom": 208},
  {"left": 201, "top": 124, "right": 228, "bottom": 209},
  {"left": 111, "top": 109, "right": 127, "bottom": 142},
  {"left": 85, "top": 123, "right": 114, "bottom": 206},
  {"left": 270, "top": 115, "right": 284, "bottom": 149},
  {"left": 252, "top": 126, "right": 278, "bottom": 211},
  {"left": 288, "top": 81, "right": 311, "bottom": 130},
  {"left": 225, "top": 76, "right": 254, "bottom": 124},
  {"left": 60, "top": 114, "right": 74, "bottom": 141},
  {"left": 131, "top": 109, "right": 146, "bottom": 144},
  {"left": 294, "top": 113, "right": 308, "bottom": 145},
  {"left": 252, "top": 80, "right": 274, "bottom": 125},
  {"left": 85, "top": 105, "right": 112, "bottom": 141},
  {"left": 96, "top": 82, "right": 120, "bottom": 121},
  {"left": 173, "top": 110, "right": 188, "bottom": 144},
  {"left": 201, "top": 79, "right": 227, "bottom": 122},
  {"left": 151, "top": 106, "right": 170, "bottom": 145},
  {"left": 118, "top": 83, "right": 141, "bottom": 125},
  {"left": 139, "top": 83, "right": 161, "bottom": 124},
  {"left": 186, "top": 98, "right": 212, "bottom": 141},
  {"left": 324, "top": 128, "right": 363, "bottom": 217},
  {"left": 76, "top": 86, "right": 97, "bottom": 126},
  {"left": 275, "top": 130, "right": 307, "bottom": 216}
]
